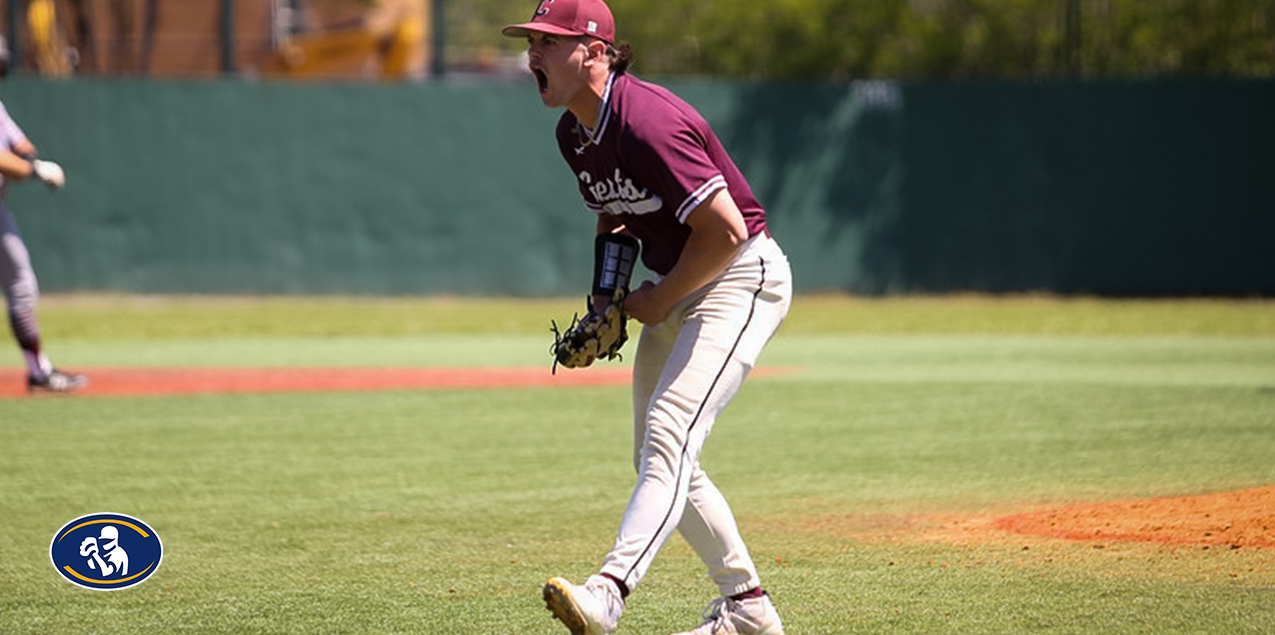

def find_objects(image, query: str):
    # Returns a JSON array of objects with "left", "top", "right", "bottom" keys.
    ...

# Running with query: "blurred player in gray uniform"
[
  {"left": 0, "top": 36, "right": 85, "bottom": 393},
  {"left": 504, "top": 2, "right": 791, "bottom": 633}
]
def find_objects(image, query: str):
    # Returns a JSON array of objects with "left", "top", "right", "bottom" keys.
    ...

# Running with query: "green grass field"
[{"left": 2, "top": 294, "right": 1274, "bottom": 634}]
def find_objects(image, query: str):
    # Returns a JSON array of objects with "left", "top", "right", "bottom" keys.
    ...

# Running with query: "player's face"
[{"left": 525, "top": 32, "right": 592, "bottom": 110}]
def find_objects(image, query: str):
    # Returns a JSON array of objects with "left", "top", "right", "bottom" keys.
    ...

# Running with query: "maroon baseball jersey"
[{"left": 556, "top": 72, "right": 769, "bottom": 276}]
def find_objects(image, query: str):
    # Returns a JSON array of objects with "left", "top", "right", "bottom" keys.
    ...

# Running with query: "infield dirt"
[
  {"left": 0, "top": 366, "right": 633, "bottom": 398},
  {"left": 791, "top": 486, "right": 1275, "bottom": 554}
]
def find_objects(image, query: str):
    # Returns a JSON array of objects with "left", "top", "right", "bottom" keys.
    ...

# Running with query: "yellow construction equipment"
[
  {"left": 261, "top": 0, "right": 428, "bottom": 81},
  {"left": 28, "top": 0, "right": 74, "bottom": 77}
]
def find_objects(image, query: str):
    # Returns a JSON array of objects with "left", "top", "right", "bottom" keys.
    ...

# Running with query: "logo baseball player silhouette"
[
  {"left": 51, "top": 513, "right": 162, "bottom": 590},
  {"left": 503, "top": 1, "right": 793, "bottom": 633},
  {"left": 80, "top": 525, "right": 130, "bottom": 577}
]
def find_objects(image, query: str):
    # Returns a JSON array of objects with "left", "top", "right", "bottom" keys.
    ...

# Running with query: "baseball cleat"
[
  {"left": 543, "top": 575, "right": 623, "bottom": 635},
  {"left": 672, "top": 594, "right": 784, "bottom": 635},
  {"left": 28, "top": 369, "right": 89, "bottom": 394}
]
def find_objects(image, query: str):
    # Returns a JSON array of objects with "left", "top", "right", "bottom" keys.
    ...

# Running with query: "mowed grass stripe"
[{"left": 21, "top": 293, "right": 1275, "bottom": 338}]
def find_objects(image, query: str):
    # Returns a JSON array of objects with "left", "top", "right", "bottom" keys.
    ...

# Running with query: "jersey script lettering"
[{"left": 579, "top": 168, "right": 663, "bottom": 215}]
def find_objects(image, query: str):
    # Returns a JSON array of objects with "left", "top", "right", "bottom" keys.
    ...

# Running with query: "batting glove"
[{"left": 31, "top": 159, "right": 65, "bottom": 189}]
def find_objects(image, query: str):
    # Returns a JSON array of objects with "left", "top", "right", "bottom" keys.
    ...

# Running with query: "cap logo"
[
  {"left": 587, "top": 20, "right": 598, "bottom": 33},
  {"left": 534, "top": 0, "right": 554, "bottom": 18}
]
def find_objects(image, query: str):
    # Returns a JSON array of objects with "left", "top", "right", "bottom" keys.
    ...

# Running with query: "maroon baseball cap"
[{"left": 502, "top": 0, "right": 615, "bottom": 44}]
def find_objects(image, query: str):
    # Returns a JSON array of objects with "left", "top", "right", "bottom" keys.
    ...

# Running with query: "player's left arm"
[
  {"left": 0, "top": 141, "right": 64, "bottom": 188},
  {"left": 0, "top": 147, "right": 36, "bottom": 178},
  {"left": 11, "top": 137, "right": 36, "bottom": 157},
  {"left": 624, "top": 186, "right": 748, "bottom": 325}
]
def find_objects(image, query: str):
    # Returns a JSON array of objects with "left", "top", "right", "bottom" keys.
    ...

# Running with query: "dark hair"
[{"left": 607, "top": 41, "right": 633, "bottom": 74}]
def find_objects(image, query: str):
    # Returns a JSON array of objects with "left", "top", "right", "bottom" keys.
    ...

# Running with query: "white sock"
[{"left": 24, "top": 351, "right": 52, "bottom": 378}]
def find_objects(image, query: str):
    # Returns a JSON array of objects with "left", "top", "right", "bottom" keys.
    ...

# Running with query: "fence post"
[
  {"left": 6, "top": 0, "right": 21, "bottom": 72},
  {"left": 431, "top": 0, "right": 445, "bottom": 78},
  {"left": 221, "top": 0, "right": 235, "bottom": 74}
]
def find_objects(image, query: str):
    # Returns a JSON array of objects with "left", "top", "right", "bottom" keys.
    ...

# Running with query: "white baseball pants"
[
  {"left": 0, "top": 202, "right": 39, "bottom": 313},
  {"left": 600, "top": 233, "right": 792, "bottom": 597}
]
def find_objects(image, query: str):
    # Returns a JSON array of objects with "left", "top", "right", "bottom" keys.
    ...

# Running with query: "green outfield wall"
[{"left": 5, "top": 77, "right": 1272, "bottom": 296}]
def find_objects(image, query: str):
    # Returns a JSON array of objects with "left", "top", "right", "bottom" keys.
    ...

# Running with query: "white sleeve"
[{"left": 0, "top": 101, "right": 29, "bottom": 148}]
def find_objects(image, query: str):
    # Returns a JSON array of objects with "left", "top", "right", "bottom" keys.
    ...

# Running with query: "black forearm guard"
[{"left": 592, "top": 233, "right": 640, "bottom": 297}]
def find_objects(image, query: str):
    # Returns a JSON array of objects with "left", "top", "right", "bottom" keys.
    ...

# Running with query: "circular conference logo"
[{"left": 50, "top": 513, "right": 163, "bottom": 590}]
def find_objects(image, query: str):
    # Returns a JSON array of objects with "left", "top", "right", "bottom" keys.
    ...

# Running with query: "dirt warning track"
[
  {"left": 1, "top": 365, "right": 795, "bottom": 398},
  {"left": 0, "top": 366, "right": 632, "bottom": 398}
]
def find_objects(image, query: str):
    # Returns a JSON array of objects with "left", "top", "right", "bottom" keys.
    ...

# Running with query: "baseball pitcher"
[{"left": 504, "top": 2, "right": 793, "bottom": 634}]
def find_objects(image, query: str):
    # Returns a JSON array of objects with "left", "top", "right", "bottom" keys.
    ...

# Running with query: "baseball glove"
[{"left": 550, "top": 287, "right": 630, "bottom": 373}]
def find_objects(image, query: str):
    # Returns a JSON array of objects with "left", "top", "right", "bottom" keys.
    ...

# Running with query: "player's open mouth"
[{"left": 533, "top": 68, "right": 549, "bottom": 93}]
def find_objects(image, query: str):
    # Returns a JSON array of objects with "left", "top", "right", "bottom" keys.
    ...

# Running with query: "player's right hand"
[{"left": 622, "top": 281, "right": 669, "bottom": 326}]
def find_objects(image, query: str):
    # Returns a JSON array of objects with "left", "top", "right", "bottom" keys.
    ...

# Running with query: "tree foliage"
[{"left": 481, "top": 0, "right": 1275, "bottom": 79}]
